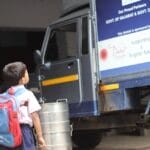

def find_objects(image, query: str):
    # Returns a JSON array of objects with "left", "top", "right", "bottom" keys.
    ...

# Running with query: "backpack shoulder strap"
[
  {"left": 14, "top": 88, "right": 27, "bottom": 97},
  {"left": 6, "top": 87, "right": 27, "bottom": 109}
]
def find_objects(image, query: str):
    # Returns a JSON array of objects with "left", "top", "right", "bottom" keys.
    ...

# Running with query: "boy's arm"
[{"left": 31, "top": 111, "right": 46, "bottom": 149}]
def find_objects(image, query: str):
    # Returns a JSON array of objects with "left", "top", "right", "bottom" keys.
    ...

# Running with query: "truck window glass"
[
  {"left": 82, "top": 17, "right": 88, "bottom": 54},
  {"left": 45, "top": 22, "right": 77, "bottom": 62}
]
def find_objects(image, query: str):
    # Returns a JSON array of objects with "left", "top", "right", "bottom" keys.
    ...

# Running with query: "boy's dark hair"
[{"left": 2, "top": 61, "right": 27, "bottom": 86}]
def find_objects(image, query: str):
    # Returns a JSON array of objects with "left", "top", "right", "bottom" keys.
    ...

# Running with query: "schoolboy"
[{"left": 2, "top": 61, "right": 46, "bottom": 150}]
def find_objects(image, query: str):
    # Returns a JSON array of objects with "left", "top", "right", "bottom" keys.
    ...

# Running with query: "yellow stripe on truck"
[
  {"left": 100, "top": 83, "right": 119, "bottom": 91},
  {"left": 42, "top": 74, "right": 79, "bottom": 86}
]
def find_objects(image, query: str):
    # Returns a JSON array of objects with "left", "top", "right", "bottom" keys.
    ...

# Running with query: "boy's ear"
[
  {"left": 22, "top": 76, "right": 26, "bottom": 83},
  {"left": 19, "top": 77, "right": 25, "bottom": 84}
]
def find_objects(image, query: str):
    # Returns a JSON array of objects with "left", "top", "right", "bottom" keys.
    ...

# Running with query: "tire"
[{"left": 72, "top": 130, "right": 102, "bottom": 148}]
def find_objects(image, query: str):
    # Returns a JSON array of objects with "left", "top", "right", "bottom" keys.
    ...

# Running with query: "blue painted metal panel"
[
  {"left": 100, "top": 62, "right": 150, "bottom": 79},
  {"left": 96, "top": 0, "right": 150, "bottom": 41},
  {"left": 69, "top": 100, "right": 99, "bottom": 117}
]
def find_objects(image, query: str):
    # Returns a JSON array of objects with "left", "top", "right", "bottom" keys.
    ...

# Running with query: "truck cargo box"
[{"left": 96, "top": 0, "right": 150, "bottom": 82}]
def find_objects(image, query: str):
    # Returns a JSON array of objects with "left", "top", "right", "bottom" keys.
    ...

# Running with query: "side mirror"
[
  {"left": 34, "top": 49, "right": 51, "bottom": 70},
  {"left": 34, "top": 50, "right": 42, "bottom": 65}
]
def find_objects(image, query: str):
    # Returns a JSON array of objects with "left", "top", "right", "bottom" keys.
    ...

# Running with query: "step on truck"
[{"left": 34, "top": 0, "right": 150, "bottom": 148}]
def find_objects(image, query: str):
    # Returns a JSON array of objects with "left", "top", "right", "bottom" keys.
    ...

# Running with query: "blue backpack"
[{"left": 0, "top": 88, "right": 26, "bottom": 148}]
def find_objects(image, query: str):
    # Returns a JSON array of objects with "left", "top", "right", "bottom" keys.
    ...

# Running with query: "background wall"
[{"left": 0, "top": 0, "right": 62, "bottom": 29}]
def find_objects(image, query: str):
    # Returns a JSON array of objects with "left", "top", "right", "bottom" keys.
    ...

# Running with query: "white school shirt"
[{"left": 12, "top": 85, "right": 41, "bottom": 127}]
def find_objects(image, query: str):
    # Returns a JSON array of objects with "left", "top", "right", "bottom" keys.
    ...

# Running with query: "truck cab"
[{"left": 38, "top": 8, "right": 99, "bottom": 118}]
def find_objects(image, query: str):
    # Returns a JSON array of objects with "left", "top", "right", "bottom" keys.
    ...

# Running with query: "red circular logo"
[{"left": 100, "top": 49, "right": 108, "bottom": 60}]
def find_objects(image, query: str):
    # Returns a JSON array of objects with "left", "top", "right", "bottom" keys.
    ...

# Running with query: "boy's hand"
[{"left": 38, "top": 136, "right": 47, "bottom": 150}]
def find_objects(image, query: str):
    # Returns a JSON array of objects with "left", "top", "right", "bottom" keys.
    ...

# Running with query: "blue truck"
[{"left": 34, "top": 0, "right": 150, "bottom": 148}]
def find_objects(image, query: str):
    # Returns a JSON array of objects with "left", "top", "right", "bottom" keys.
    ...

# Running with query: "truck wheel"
[{"left": 72, "top": 130, "right": 102, "bottom": 148}]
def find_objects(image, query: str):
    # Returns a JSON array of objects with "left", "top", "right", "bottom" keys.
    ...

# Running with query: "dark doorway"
[{"left": 0, "top": 29, "right": 45, "bottom": 86}]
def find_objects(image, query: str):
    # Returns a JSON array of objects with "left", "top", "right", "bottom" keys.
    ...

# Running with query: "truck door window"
[
  {"left": 82, "top": 17, "right": 88, "bottom": 54},
  {"left": 45, "top": 22, "right": 77, "bottom": 62}
]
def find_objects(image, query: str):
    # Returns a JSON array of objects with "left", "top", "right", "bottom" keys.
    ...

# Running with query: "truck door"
[{"left": 40, "top": 16, "right": 99, "bottom": 117}]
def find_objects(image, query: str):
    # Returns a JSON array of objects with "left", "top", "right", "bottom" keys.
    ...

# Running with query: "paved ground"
[
  {"left": 74, "top": 130, "right": 150, "bottom": 150},
  {"left": 96, "top": 134, "right": 150, "bottom": 150}
]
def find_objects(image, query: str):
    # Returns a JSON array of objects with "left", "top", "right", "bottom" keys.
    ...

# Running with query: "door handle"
[{"left": 67, "top": 62, "right": 74, "bottom": 69}]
